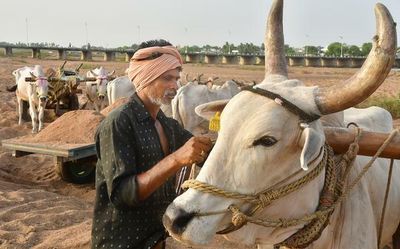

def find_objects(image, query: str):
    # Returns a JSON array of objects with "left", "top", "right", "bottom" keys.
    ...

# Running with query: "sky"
[{"left": 1, "top": 0, "right": 399, "bottom": 49}]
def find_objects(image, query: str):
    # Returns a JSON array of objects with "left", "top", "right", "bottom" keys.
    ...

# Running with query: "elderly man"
[{"left": 91, "top": 39, "right": 212, "bottom": 249}]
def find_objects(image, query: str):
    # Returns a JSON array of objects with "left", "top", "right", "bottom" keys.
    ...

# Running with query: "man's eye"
[{"left": 253, "top": 136, "right": 277, "bottom": 147}]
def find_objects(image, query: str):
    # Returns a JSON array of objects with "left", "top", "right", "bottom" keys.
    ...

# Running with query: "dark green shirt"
[{"left": 91, "top": 94, "right": 192, "bottom": 249}]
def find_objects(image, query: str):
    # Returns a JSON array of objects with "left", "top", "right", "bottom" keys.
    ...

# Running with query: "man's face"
[{"left": 146, "top": 68, "right": 180, "bottom": 106}]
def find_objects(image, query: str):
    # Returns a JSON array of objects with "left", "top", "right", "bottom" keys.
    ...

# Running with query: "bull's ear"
[
  {"left": 298, "top": 124, "right": 325, "bottom": 171},
  {"left": 195, "top": 99, "right": 229, "bottom": 121}
]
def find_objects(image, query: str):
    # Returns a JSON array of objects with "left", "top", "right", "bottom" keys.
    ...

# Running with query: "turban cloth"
[{"left": 127, "top": 46, "right": 183, "bottom": 92}]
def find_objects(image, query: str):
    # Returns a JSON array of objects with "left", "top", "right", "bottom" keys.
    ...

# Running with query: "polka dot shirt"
[{"left": 91, "top": 94, "right": 192, "bottom": 249}]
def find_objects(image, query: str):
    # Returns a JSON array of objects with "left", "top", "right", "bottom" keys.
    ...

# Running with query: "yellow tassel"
[{"left": 209, "top": 112, "right": 221, "bottom": 132}]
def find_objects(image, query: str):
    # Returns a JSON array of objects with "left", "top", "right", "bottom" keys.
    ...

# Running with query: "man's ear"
[
  {"left": 298, "top": 125, "right": 325, "bottom": 171},
  {"left": 195, "top": 99, "right": 229, "bottom": 121}
]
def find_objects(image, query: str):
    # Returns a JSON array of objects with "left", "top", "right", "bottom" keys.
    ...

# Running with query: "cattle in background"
[
  {"left": 171, "top": 80, "right": 240, "bottom": 135},
  {"left": 7, "top": 65, "right": 52, "bottom": 133},
  {"left": 86, "top": 67, "right": 115, "bottom": 111},
  {"left": 164, "top": 1, "right": 400, "bottom": 248}
]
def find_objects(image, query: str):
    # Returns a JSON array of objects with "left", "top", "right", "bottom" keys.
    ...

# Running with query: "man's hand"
[{"left": 173, "top": 136, "right": 213, "bottom": 166}]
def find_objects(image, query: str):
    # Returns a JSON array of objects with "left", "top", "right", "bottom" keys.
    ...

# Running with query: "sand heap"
[
  {"left": 13, "top": 110, "right": 105, "bottom": 145},
  {"left": 100, "top": 97, "right": 130, "bottom": 116}
]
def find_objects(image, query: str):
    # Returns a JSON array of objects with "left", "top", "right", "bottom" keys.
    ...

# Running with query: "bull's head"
[
  {"left": 164, "top": 0, "right": 396, "bottom": 246},
  {"left": 89, "top": 67, "right": 115, "bottom": 101},
  {"left": 29, "top": 66, "right": 53, "bottom": 105}
]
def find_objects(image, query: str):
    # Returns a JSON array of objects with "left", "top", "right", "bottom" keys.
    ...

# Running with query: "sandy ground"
[{"left": 0, "top": 57, "right": 399, "bottom": 249}]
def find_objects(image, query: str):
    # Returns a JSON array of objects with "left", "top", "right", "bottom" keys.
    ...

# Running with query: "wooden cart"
[{"left": 1, "top": 138, "right": 96, "bottom": 184}]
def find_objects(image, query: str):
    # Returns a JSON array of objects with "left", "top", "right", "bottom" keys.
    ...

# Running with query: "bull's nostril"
[{"left": 171, "top": 208, "right": 195, "bottom": 235}]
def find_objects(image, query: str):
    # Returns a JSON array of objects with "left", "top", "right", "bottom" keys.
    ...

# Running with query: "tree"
[
  {"left": 348, "top": 45, "right": 362, "bottom": 56},
  {"left": 222, "top": 42, "right": 235, "bottom": 54},
  {"left": 304, "top": 46, "right": 319, "bottom": 56},
  {"left": 361, "top": 42, "right": 372, "bottom": 56},
  {"left": 325, "top": 42, "right": 348, "bottom": 57},
  {"left": 284, "top": 44, "right": 296, "bottom": 55}
]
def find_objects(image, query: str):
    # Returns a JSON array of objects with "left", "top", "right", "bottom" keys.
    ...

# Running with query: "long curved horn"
[
  {"left": 264, "top": 0, "right": 288, "bottom": 80},
  {"left": 315, "top": 3, "right": 397, "bottom": 114}
]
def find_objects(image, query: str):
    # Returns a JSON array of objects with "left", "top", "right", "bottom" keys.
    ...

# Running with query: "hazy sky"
[{"left": 1, "top": 0, "right": 399, "bottom": 49}]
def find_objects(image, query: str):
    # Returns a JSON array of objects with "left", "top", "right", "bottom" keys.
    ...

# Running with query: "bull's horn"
[
  {"left": 264, "top": 0, "right": 288, "bottom": 80},
  {"left": 29, "top": 72, "right": 37, "bottom": 79},
  {"left": 90, "top": 70, "right": 98, "bottom": 77},
  {"left": 107, "top": 70, "right": 115, "bottom": 77},
  {"left": 60, "top": 60, "right": 67, "bottom": 70},
  {"left": 315, "top": 3, "right": 397, "bottom": 114},
  {"left": 76, "top": 63, "right": 83, "bottom": 72}
]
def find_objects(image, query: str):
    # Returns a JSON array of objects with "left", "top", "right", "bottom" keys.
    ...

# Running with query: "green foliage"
[
  {"left": 361, "top": 43, "right": 372, "bottom": 56},
  {"left": 284, "top": 44, "right": 296, "bottom": 55},
  {"left": 348, "top": 45, "right": 362, "bottom": 56},
  {"left": 304, "top": 46, "right": 319, "bottom": 56},
  {"left": 325, "top": 42, "right": 347, "bottom": 56},
  {"left": 357, "top": 95, "right": 400, "bottom": 119}
]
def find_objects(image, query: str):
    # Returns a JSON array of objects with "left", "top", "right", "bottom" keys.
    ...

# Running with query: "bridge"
[{"left": 0, "top": 45, "right": 399, "bottom": 68}]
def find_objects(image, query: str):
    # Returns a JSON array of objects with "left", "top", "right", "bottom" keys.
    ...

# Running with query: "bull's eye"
[{"left": 253, "top": 136, "right": 277, "bottom": 147}]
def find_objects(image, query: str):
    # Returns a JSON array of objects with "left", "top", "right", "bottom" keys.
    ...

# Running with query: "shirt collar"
[{"left": 130, "top": 93, "right": 168, "bottom": 123}]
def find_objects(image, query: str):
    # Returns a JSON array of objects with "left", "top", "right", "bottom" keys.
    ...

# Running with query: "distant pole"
[
  {"left": 305, "top": 34, "right": 310, "bottom": 56},
  {"left": 85, "top": 22, "right": 88, "bottom": 45},
  {"left": 137, "top": 25, "right": 141, "bottom": 43},
  {"left": 25, "top": 18, "right": 29, "bottom": 46},
  {"left": 185, "top": 27, "right": 188, "bottom": 53},
  {"left": 339, "top": 36, "right": 343, "bottom": 57},
  {"left": 228, "top": 29, "right": 231, "bottom": 54}
]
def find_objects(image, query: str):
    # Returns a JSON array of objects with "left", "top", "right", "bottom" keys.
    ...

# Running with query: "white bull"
[
  {"left": 172, "top": 80, "right": 240, "bottom": 135},
  {"left": 164, "top": 1, "right": 400, "bottom": 249},
  {"left": 107, "top": 75, "right": 174, "bottom": 117},
  {"left": 7, "top": 65, "right": 51, "bottom": 133},
  {"left": 86, "top": 67, "right": 115, "bottom": 111}
]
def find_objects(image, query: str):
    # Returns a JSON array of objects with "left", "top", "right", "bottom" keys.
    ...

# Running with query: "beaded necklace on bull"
[{"left": 181, "top": 86, "right": 398, "bottom": 249}]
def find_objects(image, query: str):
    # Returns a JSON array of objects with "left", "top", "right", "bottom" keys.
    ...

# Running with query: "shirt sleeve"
[{"left": 96, "top": 112, "right": 140, "bottom": 209}]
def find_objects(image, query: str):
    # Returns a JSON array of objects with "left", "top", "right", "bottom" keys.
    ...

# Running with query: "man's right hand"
[{"left": 173, "top": 136, "right": 213, "bottom": 166}]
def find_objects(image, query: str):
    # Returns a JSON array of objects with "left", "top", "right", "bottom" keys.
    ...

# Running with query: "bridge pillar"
[
  {"left": 239, "top": 55, "right": 256, "bottom": 65},
  {"left": 321, "top": 57, "right": 337, "bottom": 67},
  {"left": 125, "top": 52, "right": 134, "bottom": 62},
  {"left": 104, "top": 51, "right": 116, "bottom": 61},
  {"left": 288, "top": 57, "right": 305, "bottom": 67},
  {"left": 57, "top": 49, "right": 67, "bottom": 60},
  {"left": 337, "top": 57, "right": 351, "bottom": 68},
  {"left": 305, "top": 57, "right": 321, "bottom": 67},
  {"left": 185, "top": 54, "right": 201, "bottom": 63},
  {"left": 395, "top": 58, "right": 400, "bottom": 68},
  {"left": 349, "top": 57, "right": 365, "bottom": 68},
  {"left": 255, "top": 56, "right": 265, "bottom": 65},
  {"left": 5, "top": 47, "right": 13, "bottom": 56},
  {"left": 222, "top": 55, "right": 238, "bottom": 64},
  {"left": 32, "top": 48, "right": 41, "bottom": 59},
  {"left": 81, "top": 50, "right": 92, "bottom": 61},
  {"left": 204, "top": 54, "right": 220, "bottom": 64}
]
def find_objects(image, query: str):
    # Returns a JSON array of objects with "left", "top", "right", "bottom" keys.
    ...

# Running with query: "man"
[{"left": 91, "top": 39, "right": 212, "bottom": 249}]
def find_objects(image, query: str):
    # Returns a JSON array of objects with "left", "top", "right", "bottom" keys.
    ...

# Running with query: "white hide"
[
  {"left": 164, "top": 80, "right": 400, "bottom": 249},
  {"left": 86, "top": 67, "right": 114, "bottom": 111},
  {"left": 172, "top": 80, "right": 241, "bottom": 135},
  {"left": 13, "top": 65, "right": 49, "bottom": 133}
]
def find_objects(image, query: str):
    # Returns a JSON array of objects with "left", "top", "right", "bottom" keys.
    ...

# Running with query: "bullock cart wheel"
[
  {"left": 68, "top": 93, "right": 79, "bottom": 110},
  {"left": 55, "top": 155, "right": 96, "bottom": 184}
]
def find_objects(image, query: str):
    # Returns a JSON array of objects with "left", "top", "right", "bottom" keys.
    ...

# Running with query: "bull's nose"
[
  {"left": 98, "top": 95, "right": 105, "bottom": 100},
  {"left": 163, "top": 207, "right": 195, "bottom": 235},
  {"left": 39, "top": 97, "right": 47, "bottom": 102}
]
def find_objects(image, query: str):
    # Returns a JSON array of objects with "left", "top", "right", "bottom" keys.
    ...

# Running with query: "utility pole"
[
  {"left": 85, "top": 22, "right": 88, "bottom": 46},
  {"left": 339, "top": 36, "right": 343, "bottom": 57},
  {"left": 25, "top": 18, "right": 29, "bottom": 46},
  {"left": 137, "top": 25, "right": 141, "bottom": 44}
]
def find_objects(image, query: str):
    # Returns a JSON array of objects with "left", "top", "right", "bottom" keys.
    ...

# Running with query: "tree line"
[{"left": 1, "top": 41, "right": 399, "bottom": 57}]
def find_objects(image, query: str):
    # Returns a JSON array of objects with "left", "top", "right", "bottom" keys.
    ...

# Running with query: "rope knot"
[
  {"left": 259, "top": 191, "right": 279, "bottom": 207},
  {"left": 229, "top": 205, "right": 248, "bottom": 227}
]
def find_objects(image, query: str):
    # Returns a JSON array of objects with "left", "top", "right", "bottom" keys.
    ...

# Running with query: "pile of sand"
[
  {"left": 12, "top": 110, "right": 104, "bottom": 145},
  {"left": 100, "top": 97, "right": 130, "bottom": 116}
]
